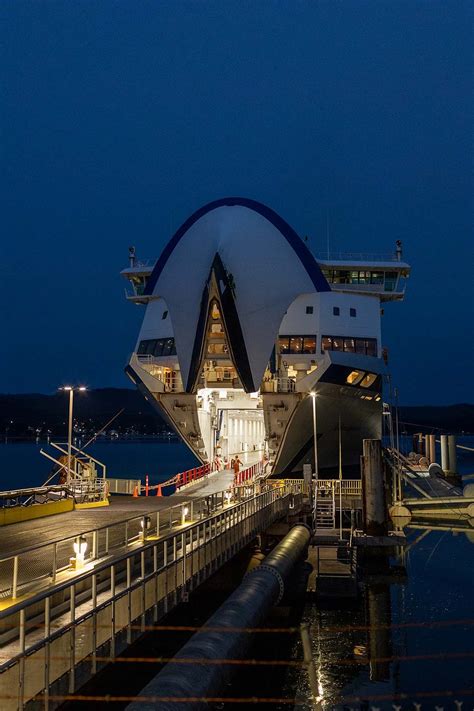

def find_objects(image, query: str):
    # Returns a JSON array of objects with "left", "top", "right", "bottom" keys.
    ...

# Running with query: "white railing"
[
  {"left": 317, "top": 479, "right": 362, "bottom": 496},
  {"left": 314, "top": 251, "right": 400, "bottom": 263},
  {"left": 261, "top": 377, "right": 296, "bottom": 393},
  {"left": 135, "top": 355, "right": 181, "bottom": 392}
]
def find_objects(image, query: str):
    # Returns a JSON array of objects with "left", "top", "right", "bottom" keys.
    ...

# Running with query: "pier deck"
[
  {"left": 0, "top": 473, "right": 301, "bottom": 710},
  {"left": 0, "top": 468, "right": 235, "bottom": 560}
]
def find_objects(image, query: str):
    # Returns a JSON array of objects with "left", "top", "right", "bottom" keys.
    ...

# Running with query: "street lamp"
[
  {"left": 59, "top": 386, "right": 86, "bottom": 483},
  {"left": 310, "top": 391, "right": 319, "bottom": 479}
]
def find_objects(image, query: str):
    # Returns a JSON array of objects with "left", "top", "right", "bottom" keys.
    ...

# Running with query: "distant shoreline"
[{"left": 1, "top": 388, "right": 473, "bottom": 439}]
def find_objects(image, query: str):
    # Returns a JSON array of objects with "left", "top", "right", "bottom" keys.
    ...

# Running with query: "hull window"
[
  {"left": 322, "top": 335, "right": 378, "bottom": 357},
  {"left": 279, "top": 335, "right": 317, "bottom": 355}
]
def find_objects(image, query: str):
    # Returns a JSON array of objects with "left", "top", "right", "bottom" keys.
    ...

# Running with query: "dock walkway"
[{"left": 0, "top": 468, "right": 235, "bottom": 560}]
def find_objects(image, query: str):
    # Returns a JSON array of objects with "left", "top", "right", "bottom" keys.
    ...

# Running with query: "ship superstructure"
[{"left": 122, "top": 198, "right": 410, "bottom": 476}]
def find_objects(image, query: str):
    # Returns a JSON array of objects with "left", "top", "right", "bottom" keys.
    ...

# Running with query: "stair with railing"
[{"left": 315, "top": 492, "right": 335, "bottom": 530}]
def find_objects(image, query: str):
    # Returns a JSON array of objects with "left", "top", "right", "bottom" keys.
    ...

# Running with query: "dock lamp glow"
[
  {"left": 72, "top": 535, "right": 88, "bottom": 570},
  {"left": 181, "top": 505, "right": 189, "bottom": 526},
  {"left": 140, "top": 515, "right": 151, "bottom": 541},
  {"left": 59, "top": 386, "right": 87, "bottom": 483}
]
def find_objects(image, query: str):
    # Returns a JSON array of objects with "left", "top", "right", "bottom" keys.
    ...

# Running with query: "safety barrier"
[
  {"left": 233, "top": 461, "right": 265, "bottom": 486},
  {"left": 0, "top": 485, "right": 70, "bottom": 508},
  {"left": 175, "top": 463, "right": 214, "bottom": 490},
  {"left": 106, "top": 478, "right": 142, "bottom": 496}
]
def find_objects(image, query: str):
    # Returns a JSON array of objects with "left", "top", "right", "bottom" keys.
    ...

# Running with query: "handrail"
[
  {"left": 0, "top": 482, "right": 293, "bottom": 617},
  {"left": 0, "top": 484, "right": 70, "bottom": 500},
  {"left": 0, "top": 478, "right": 271, "bottom": 564},
  {"left": 314, "top": 251, "right": 401, "bottom": 262}
]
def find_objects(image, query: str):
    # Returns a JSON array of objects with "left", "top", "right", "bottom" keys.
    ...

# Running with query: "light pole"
[
  {"left": 310, "top": 391, "right": 319, "bottom": 479},
  {"left": 310, "top": 391, "right": 319, "bottom": 523},
  {"left": 60, "top": 386, "right": 86, "bottom": 483}
]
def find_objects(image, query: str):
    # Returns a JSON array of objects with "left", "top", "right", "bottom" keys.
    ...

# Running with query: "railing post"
[
  {"left": 52, "top": 542, "right": 57, "bottom": 584},
  {"left": 44, "top": 596, "right": 51, "bottom": 710},
  {"left": 110, "top": 564, "right": 116, "bottom": 658},
  {"left": 156, "top": 511, "right": 160, "bottom": 537},
  {"left": 91, "top": 574, "right": 97, "bottom": 674},
  {"left": 126, "top": 557, "right": 132, "bottom": 644},
  {"left": 12, "top": 555, "right": 18, "bottom": 599},
  {"left": 92, "top": 530, "right": 98, "bottom": 560},
  {"left": 18, "top": 608, "right": 26, "bottom": 709},
  {"left": 69, "top": 584, "right": 76, "bottom": 693}
]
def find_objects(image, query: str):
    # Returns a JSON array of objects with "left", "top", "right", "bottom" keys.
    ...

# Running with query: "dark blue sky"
[{"left": 1, "top": 1, "right": 472, "bottom": 404}]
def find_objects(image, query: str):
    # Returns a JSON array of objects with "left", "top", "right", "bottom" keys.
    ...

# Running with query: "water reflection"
[{"left": 290, "top": 526, "right": 474, "bottom": 710}]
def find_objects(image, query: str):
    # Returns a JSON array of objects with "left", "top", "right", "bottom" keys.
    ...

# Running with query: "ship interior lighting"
[
  {"left": 346, "top": 370, "right": 364, "bottom": 385},
  {"left": 360, "top": 373, "right": 377, "bottom": 388}
]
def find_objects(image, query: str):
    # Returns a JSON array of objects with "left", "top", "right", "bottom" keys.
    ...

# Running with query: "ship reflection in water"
[{"left": 287, "top": 525, "right": 474, "bottom": 710}]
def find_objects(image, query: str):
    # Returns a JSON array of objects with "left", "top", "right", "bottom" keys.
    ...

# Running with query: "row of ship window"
[
  {"left": 278, "top": 335, "right": 378, "bottom": 357},
  {"left": 138, "top": 335, "right": 378, "bottom": 358},
  {"left": 322, "top": 269, "right": 399, "bottom": 290}
]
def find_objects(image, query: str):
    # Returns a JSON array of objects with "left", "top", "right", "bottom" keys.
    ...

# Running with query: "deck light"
[
  {"left": 72, "top": 535, "right": 88, "bottom": 569},
  {"left": 140, "top": 515, "right": 151, "bottom": 541},
  {"left": 182, "top": 505, "right": 189, "bottom": 525}
]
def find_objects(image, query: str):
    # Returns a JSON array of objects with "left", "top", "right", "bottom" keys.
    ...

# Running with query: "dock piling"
[
  {"left": 440, "top": 434, "right": 449, "bottom": 472},
  {"left": 448, "top": 435, "right": 458, "bottom": 474},
  {"left": 362, "top": 439, "right": 388, "bottom": 536}
]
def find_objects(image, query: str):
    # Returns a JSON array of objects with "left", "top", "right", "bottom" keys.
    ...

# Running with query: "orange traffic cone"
[
  {"left": 133, "top": 485, "right": 139, "bottom": 498},
  {"left": 156, "top": 485, "right": 162, "bottom": 497}
]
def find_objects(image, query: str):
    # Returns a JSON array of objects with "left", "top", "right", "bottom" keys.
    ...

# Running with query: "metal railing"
[
  {"left": 314, "top": 251, "right": 401, "bottom": 262},
  {"left": 0, "top": 485, "right": 70, "bottom": 508},
  {"left": 315, "top": 543, "right": 357, "bottom": 578},
  {"left": 317, "top": 479, "right": 362, "bottom": 496},
  {"left": 0, "top": 483, "right": 300, "bottom": 709},
  {"left": 261, "top": 377, "right": 296, "bottom": 393},
  {"left": 106, "top": 478, "right": 142, "bottom": 496},
  {"left": 0, "top": 481, "right": 271, "bottom": 601}
]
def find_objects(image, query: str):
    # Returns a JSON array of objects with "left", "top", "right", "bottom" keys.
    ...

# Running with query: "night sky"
[{"left": 2, "top": 1, "right": 472, "bottom": 405}]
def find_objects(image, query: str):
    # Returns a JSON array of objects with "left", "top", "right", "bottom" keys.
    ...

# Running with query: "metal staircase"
[{"left": 314, "top": 491, "right": 336, "bottom": 530}]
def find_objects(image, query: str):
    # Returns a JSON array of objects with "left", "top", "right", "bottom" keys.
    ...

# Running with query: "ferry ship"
[{"left": 121, "top": 198, "right": 410, "bottom": 476}]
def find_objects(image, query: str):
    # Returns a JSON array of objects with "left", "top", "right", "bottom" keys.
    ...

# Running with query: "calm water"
[
  {"left": 1, "top": 437, "right": 473, "bottom": 708},
  {"left": 0, "top": 437, "right": 199, "bottom": 490}
]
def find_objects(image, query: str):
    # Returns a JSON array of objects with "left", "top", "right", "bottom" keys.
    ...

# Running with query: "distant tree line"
[
  {"left": 0, "top": 389, "right": 472, "bottom": 440},
  {"left": 0, "top": 388, "right": 170, "bottom": 439}
]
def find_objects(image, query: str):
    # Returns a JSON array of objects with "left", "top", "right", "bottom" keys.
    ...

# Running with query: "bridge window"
[
  {"left": 370, "top": 272, "right": 384, "bottom": 284},
  {"left": 138, "top": 338, "right": 177, "bottom": 357},
  {"left": 350, "top": 308, "right": 357, "bottom": 317},
  {"left": 384, "top": 271, "right": 398, "bottom": 291},
  {"left": 333, "top": 306, "right": 340, "bottom": 316},
  {"left": 321, "top": 336, "right": 378, "bottom": 357},
  {"left": 279, "top": 335, "right": 317, "bottom": 354}
]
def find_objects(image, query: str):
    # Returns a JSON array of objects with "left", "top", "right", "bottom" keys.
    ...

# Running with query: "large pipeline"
[{"left": 126, "top": 523, "right": 311, "bottom": 711}]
